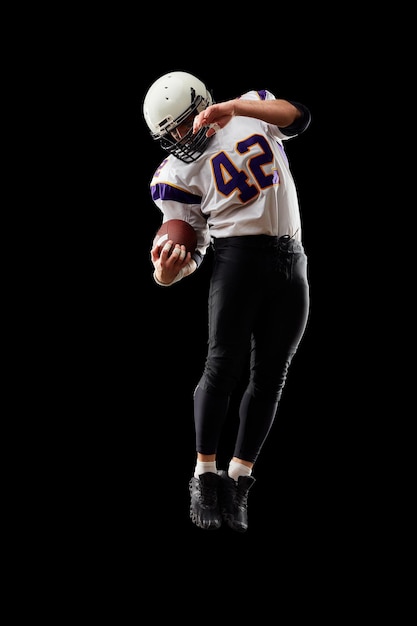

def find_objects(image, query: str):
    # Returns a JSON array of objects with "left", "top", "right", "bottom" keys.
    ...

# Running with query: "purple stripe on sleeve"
[{"left": 151, "top": 183, "right": 202, "bottom": 205}]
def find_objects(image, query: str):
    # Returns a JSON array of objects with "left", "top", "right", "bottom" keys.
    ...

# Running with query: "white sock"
[
  {"left": 228, "top": 460, "right": 252, "bottom": 482},
  {"left": 194, "top": 461, "right": 218, "bottom": 478}
]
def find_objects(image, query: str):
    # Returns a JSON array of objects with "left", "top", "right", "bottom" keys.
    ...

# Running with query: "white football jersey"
[{"left": 149, "top": 90, "right": 304, "bottom": 259}]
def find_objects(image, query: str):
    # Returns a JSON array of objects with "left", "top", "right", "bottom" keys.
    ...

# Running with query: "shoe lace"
[
  {"left": 201, "top": 484, "right": 217, "bottom": 507},
  {"left": 235, "top": 486, "right": 249, "bottom": 508}
]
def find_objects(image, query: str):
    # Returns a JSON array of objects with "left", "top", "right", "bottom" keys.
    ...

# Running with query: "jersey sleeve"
[
  {"left": 150, "top": 160, "right": 211, "bottom": 262},
  {"left": 240, "top": 89, "right": 311, "bottom": 138}
]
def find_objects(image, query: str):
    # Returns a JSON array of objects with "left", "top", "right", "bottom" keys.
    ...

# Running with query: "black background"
[{"left": 26, "top": 18, "right": 396, "bottom": 612}]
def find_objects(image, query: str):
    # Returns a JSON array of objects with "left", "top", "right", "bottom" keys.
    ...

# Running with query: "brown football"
[{"left": 153, "top": 219, "right": 197, "bottom": 256}]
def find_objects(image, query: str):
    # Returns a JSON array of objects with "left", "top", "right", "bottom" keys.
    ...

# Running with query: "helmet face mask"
[{"left": 143, "top": 71, "right": 214, "bottom": 163}]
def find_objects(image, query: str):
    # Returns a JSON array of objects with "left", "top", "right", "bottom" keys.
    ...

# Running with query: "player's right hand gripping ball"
[{"left": 153, "top": 219, "right": 197, "bottom": 257}]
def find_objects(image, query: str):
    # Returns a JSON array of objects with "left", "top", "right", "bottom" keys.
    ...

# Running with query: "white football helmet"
[{"left": 143, "top": 71, "right": 213, "bottom": 163}]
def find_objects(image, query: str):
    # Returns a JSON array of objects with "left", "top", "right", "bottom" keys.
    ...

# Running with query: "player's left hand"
[{"left": 193, "top": 101, "right": 236, "bottom": 137}]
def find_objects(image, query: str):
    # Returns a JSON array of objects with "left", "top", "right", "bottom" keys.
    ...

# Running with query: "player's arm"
[
  {"left": 194, "top": 98, "right": 310, "bottom": 136},
  {"left": 151, "top": 241, "right": 197, "bottom": 286}
]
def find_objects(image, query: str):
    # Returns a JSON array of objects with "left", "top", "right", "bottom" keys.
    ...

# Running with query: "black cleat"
[
  {"left": 219, "top": 470, "right": 256, "bottom": 533},
  {"left": 189, "top": 472, "right": 222, "bottom": 530}
]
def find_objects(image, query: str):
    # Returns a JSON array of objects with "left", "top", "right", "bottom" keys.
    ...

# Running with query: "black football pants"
[{"left": 194, "top": 234, "right": 310, "bottom": 464}]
